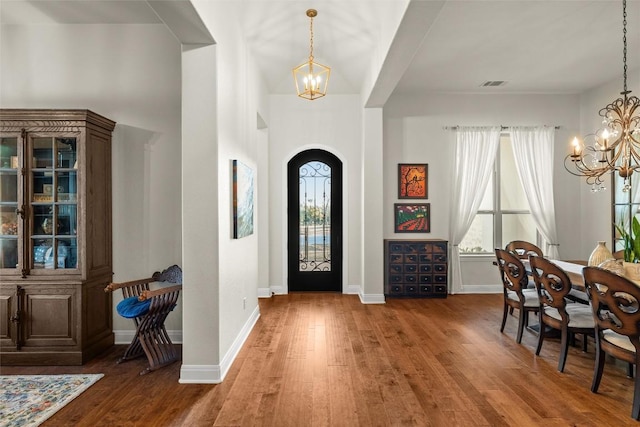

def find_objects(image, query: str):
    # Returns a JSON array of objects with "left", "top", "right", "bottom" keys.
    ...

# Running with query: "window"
[{"left": 459, "top": 134, "right": 537, "bottom": 254}]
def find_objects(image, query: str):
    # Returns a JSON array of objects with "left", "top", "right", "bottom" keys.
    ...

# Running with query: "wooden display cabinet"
[{"left": 0, "top": 109, "right": 115, "bottom": 365}]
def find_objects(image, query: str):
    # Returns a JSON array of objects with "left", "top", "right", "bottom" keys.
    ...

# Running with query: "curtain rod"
[{"left": 443, "top": 125, "right": 561, "bottom": 130}]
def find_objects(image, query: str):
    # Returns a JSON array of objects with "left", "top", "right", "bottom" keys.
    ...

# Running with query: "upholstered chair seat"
[
  {"left": 530, "top": 255, "right": 595, "bottom": 373},
  {"left": 507, "top": 289, "right": 539, "bottom": 307},
  {"left": 602, "top": 329, "right": 635, "bottom": 353},
  {"left": 543, "top": 304, "right": 594, "bottom": 329}
]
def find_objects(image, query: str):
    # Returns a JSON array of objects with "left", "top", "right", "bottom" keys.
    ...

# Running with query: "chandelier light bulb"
[{"left": 572, "top": 137, "right": 582, "bottom": 156}]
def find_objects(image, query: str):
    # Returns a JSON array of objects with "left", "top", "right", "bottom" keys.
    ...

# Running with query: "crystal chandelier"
[
  {"left": 292, "top": 9, "right": 331, "bottom": 100},
  {"left": 565, "top": 0, "right": 640, "bottom": 192}
]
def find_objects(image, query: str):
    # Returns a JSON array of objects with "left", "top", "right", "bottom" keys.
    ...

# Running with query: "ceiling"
[{"left": 1, "top": 0, "right": 639, "bottom": 102}]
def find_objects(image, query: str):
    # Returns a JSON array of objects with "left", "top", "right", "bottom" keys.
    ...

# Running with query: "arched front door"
[{"left": 287, "top": 149, "right": 342, "bottom": 292}]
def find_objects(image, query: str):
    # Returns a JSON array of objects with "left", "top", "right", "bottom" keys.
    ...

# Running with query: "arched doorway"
[{"left": 287, "top": 149, "right": 342, "bottom": 292}]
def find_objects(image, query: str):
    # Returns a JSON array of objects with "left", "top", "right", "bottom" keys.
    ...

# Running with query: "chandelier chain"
[
  {"left": 309, "top": 15, "right": 314, "bottom": 61},
  {"left": 623, "top": 0, "right": 628, "bottom": 92}
]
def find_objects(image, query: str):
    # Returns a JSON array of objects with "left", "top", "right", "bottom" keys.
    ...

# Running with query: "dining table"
[{"left": 549, "top": 259, "right": 588, "bottom": 289}]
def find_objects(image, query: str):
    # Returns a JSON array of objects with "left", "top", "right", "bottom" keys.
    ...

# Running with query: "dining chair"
[
  {"left": 529, "top": 255, "right": 595, "bottom": 372},
  {"left": 495, "top": 248, "right": 539, "bottom": 343},
  {"left": 505, "top": 240, "right": 543, "bottom": 259},
  {"left": 583, "top": 266, "right": 640, "bottom": 420},
  {"left": 505, "top": 240, "right": 542, "bottom": 290}
]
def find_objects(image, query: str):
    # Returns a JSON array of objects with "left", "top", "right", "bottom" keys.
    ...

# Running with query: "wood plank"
[{"left": 4, "top": 293, "right": 640, "bottom": 426}]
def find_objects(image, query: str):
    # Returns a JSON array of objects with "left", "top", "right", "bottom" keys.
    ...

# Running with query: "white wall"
[
  {"left": 268, "top": 95, "right": 363, "bottom": 295},
  {"left": 186, "top": 0, "right": 269, "bottom": 381},
  {"left": 0, "top": 24, "right": 183, "bottom": 334},
  {"left": 384, "top": 93, "right": 584, "bottom": 292}
]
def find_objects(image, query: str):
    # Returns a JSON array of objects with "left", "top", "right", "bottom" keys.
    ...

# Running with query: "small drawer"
[
  {"left": 434, "top": 275, "right": 447, "bottom": 284},
  {"left": 419, "top": 254, "right": 433, "bottom": 263},
  {"left": 404, "top": 254, "right": 418, "bottom": 263},
  {"left": 420, "top": 285, "right": 432, "bottom": 293},
  {"left": 406, "top": 243, "right": 422, "bottom": 253},
  {"left": 419, "top": 274, "right": 432, "bottom": 284},
  {"left": 434, "top": 285, "right": 447, "bottom": 294},
  {"left": 404, "top": 274, "right": 417, "bottom": 283},
  {"left": 406, "top": 285, "right": 418, "bottom": 293},
  {"left": 389, "top": 265, "right": 402, "bottom": 274},
  {"left": 389, "top": 254, "right": 403, "bottom": 263},
  {"left": 389, "top": 243, "right": 404, "bottom": 252},
  {"left": 433, "top": 242, "right": 447, "bottom": 253},
  {"left": 389, "top": 275, "right": 403, "bottom": 283},
  {"left": 404, "top": 264, "right": 417, "bottom": 273},
  {"left": 434, "top": 264, "right": 446, "bottom": 273},
  {"left": 389, "top": 284, "right": 403, "bottom": 294},
  {"left": 419, "top": 264, "right": 432, "bottom": 273}
]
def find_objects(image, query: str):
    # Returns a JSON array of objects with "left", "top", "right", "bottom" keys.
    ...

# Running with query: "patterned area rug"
[{"left": 0, "top": 374, "right": 104, "bottom": 427}]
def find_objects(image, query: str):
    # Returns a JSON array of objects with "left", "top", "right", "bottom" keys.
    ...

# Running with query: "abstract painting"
[{"left": 233, "top": 160, "right": 254, "bottom": 239}]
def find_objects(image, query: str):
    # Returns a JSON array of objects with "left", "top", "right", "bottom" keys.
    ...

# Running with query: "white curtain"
[
  {"left": 449, "top": 127, "right": 501, "bottom": 293},
  {"left": 509, "top": 126, "right": 560, "bottom": 259}
]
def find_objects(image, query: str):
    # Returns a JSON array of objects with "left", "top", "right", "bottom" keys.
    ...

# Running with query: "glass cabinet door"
[
  {"left": 30, "top": 136, "right": 78, "bottom": 270},
  {"left": 0, "top": 136, "right": 20, "bottom": 269}
]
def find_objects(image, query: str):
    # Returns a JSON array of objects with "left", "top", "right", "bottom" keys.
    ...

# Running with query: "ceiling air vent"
[{"left": 480, "top": 80, "right": 507, "bottom": 87}]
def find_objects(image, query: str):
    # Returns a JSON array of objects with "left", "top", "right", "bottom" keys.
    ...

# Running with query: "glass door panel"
[
  {"left": 30, "top": 136, "right": 78, "bottom": 270},
  {"left": 56, "top": 171, "right": 77, "bottom": 202},
  {"left": 56, "top": 137, "right": 77, "bottom": 169},
  {"left": 0, "top": 137, "right": 19, "bottom": 269},
  {"left": 33, "top": 137, "right": 54, "bottom": 169},
  {"left": 299, "top": 161, "right": 331, "bottom": 272}
]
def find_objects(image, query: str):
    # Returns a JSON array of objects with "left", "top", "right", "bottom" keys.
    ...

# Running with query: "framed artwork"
[
  {"left": 398, "top": 163, "right": 428, "bottom": 199},
  {"left": 232, "top": 160, "right": 254, "bottom": 239},
  {"left": 394, "top": 203, "right": 430, "bottom": 233}
]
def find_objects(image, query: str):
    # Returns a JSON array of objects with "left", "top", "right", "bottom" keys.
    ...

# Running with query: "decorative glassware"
[{"left": 588, "top": 241, "right": 614, "bottom": 266}]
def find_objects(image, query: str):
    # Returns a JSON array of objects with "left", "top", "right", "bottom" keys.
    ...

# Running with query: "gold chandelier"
[
  {"left": 565, "top": 0, "right": 640, "bottom": 192},
  {"left": 292, "top": 9, "right": 331, "bottom": 100}
]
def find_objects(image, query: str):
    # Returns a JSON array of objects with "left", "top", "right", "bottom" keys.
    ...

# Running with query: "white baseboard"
[
  {"left": 179, "top": 304, "right": 260, "bottom": 384},
  {"left": 345, "top": 284, "right": 361, "bottom": 294},
  {"left": 257, "top": 287, "right": 272, "bottom": 298},
  {"left": 458, "top": 285, "right": 502, "bottom": 294},
  {"left": 114, "top": 329, "right": 183, "bottom": 345},
  {"left": 358, "top": 292, "right": 386, "bottom": 304},
  {"left": 270, "top": 285, "right": 286, "bottom": 295},
  {"left": 178, "top": 365, "right": 222, "bottom": 384}
]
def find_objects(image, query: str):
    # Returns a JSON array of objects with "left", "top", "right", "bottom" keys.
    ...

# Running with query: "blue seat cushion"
[{"left": 117, "top": 296, "right": 152, "bottom": 318}]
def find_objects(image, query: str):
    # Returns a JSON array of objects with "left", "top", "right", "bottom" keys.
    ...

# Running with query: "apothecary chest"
[{"left": 384, "top": 239, "right": 448, "bottom": 298}]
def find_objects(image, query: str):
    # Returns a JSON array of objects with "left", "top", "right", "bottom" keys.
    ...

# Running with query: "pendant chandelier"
[
  {"left": 292, "top": 9, "right": 331, "bottom": 100},
  {"left": 565, "top": 0, "right": 640, "bottom": 192}
]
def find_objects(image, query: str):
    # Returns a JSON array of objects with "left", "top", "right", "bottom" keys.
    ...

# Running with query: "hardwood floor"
[{"left": 2, "top": 293, "right": 639, "bottom": 426}]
